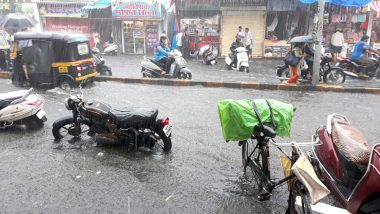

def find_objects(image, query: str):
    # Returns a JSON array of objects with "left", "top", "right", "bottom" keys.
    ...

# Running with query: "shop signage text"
[
  {"left": 38, "top": 4, "right": 84, "bottom": 18},
  {"left": 112, "top": 1, "right": 161, "bottom": 19}
]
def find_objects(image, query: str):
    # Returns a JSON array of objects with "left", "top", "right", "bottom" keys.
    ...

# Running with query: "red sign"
[{"left": 45, "top": 17, "right": 93, "bottom": 46}]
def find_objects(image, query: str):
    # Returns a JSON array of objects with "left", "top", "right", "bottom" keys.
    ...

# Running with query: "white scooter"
[
  {"left": 141, "top": 49, "right": 192, "bottom": 79},
  {"left": 102, "top": 42, "right": 118, "bottom": 56},
  {"left": 225, "top": 46, "right": 250, "bottom": 72},
  {"left": 0, "top": 88, "right": 46, "bottom": 128},
  {"left": 199, "top": 44, "right": 218, "bottom": 65}
]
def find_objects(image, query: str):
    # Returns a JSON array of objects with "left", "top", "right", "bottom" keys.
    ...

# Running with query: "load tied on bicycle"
[{"left": 218, "top": 99, "right": 330, "bottom": 214}]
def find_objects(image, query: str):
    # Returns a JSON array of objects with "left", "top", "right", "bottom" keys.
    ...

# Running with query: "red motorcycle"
[{"left": 309, "top": 114, "right": 380, "bottom": 213}]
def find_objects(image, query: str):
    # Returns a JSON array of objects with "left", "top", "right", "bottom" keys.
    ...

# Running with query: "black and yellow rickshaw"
[{"left": 12, "top": 32, "right": 96, "bottom": 89}]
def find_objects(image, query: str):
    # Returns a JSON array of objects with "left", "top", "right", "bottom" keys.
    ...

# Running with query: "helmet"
[{"left": 235, "top": 37, "right": 241, "bottom": 43}]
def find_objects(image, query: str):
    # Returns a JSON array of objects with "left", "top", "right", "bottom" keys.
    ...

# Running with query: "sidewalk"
[{"left": 103, "top": 55, "right": 380, "bottom": 88}]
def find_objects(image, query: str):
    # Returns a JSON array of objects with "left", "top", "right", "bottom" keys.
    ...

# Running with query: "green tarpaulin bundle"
[{"left": 218, "top": 99, "right": 294, "bottom": 141}]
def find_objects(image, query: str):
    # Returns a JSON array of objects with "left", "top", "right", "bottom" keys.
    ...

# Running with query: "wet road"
[
  {"left": 103, "top": 55, "right": 380, "bottom": 88},
  {"left": 0, "top": 79, "right": 380, "bottom": 213}
]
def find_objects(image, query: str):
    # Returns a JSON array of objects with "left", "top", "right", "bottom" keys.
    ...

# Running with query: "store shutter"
[{"left": 220, "top": 15, "right": 265, "bottom": 57}]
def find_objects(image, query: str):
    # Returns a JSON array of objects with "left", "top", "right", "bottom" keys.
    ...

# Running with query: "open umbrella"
[
  {"left": 288, "top": 35, "right": 314, "bottom": 44},
  {"left": 2, "top": 13, "right": 37, "bottom": 30}
]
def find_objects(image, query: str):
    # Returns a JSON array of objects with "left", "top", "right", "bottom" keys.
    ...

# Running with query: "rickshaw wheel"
[{"left": 59, "top": 80, "right": 72, "bottom": 91}]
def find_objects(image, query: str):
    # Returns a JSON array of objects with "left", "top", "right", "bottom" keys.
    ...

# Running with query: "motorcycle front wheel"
[
  {"left": 323, "top": 68, "right": 346, "bottom": 83},
  {"left": 52, "top": 117, "right": 92, "bottom": 140}
]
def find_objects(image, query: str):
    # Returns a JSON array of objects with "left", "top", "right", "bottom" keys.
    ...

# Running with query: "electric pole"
[{"left": 312, "top": 0, "right": 325, "bottom": 85}]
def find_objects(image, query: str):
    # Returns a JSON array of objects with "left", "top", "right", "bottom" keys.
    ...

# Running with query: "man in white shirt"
[
  {"left": 331, "top": 28, "right": 344, "bottom": 62},
  {"left": 176, "top": 31, "right": 183, "bottom": 53},
  {"left": 236, "top": 26, "right": 245, "bottom": 40},
  {"left": 245, "top": 27, "right": 253, "bottom": 58}
]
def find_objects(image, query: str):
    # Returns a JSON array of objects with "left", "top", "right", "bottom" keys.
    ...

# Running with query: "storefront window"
[{"left": 181, "top": 15, "right": 220, "bottom": 51}]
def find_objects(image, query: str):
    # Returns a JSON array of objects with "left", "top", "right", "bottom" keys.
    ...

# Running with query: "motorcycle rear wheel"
[{"left": 156, "top": 133, "right": 172, "bottom": 152}]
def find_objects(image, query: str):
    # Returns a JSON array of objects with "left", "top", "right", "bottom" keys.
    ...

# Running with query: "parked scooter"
[
  {"left": 0, "top": 88, "right": 46, "bottom": 128},
  {"left": 336, "top": 55, "right": 380, "bottom": 79},
  {"left": 102, "top": 42, "right": 118, "bottom": 56},
  {"left": 92, "top": 48, "right": 112, "bottom": 76},
  {"left": 140, "top": 49, "right": 192, "bottom": 79},
  {"left": 52, "top": 88, "right": 173, "bottom": 152},
  {"left": 199, "top": 44, "right": 218, "bottom": 65},
  {"left": 308, "top": 113, "right": 380, "bottom": 213},
  {"left": 225, "top": 47, "right": 249, "bottom": 72}
]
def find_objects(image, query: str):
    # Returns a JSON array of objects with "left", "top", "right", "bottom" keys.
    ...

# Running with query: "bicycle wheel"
[
  {"left": 287, "top": 180, "right": 312, "bottom": 214},
  {"left": 241, "top": 139, "right": 270, "bottom": 191}
]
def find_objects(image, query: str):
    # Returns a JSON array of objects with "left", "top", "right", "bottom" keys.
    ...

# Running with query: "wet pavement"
[
  {"left": 103, "top": 55, "right": 380, "bottom": 88},
  {"left": 0, "top": 79, "right": 380, "bottom": 213}
]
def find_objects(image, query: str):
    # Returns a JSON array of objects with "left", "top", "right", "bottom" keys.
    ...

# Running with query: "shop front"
[
  {"left": 264, "top": 0, "right": 313, "bottom": 58},
  {"left": 322, "top": 3, "right": 370, "bottom": 57},
  {"left": 112, "top": 0, "right": 162, "bottom": 55},
  {"left": 38, "top": 3, "right": 94, "bottom": 46},
  {"left": 176, "top": 0, "right": 221, "bottom": 52},
  {"left": 220, "top": 5, "right": 266, "bottom": 57}
]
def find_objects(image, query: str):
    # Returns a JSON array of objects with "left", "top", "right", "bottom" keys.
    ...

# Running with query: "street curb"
[
  {"left": 1, "top": 72, "right": 380, "bottom": 95},
  {"left": 0, "top": 72, "right": 11, "bottom": 79}
]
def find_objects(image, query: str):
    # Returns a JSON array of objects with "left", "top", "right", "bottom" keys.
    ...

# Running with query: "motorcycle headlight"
[{"left": 64, "top": 98, "right": 72, "bottom": 110}]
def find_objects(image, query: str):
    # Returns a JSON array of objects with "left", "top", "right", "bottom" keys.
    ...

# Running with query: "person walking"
[
  {"left": 245, "top": 27, "right": 253, "bottom": 58},
  {"left": 176, "top": 30, "right": 184, "bottom": 53},
  {"left": 194, "top": 30, "right": 201, "bottom": 59},
  {"left": 287, "top": 43, "right": 304, "bottom": 84},
  {"left": 183, "top": 27, "right": 190, "bottom": 58},
  {"left": 331, "top": 28, "right": 344, "bottom": 62}
]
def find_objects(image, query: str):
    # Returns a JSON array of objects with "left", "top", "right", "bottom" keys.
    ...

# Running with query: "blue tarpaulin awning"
[
  {"left": 82, "top": 0, "right": 111, "bottom": 10},
  {"left": 298, "top": 0, "right": 372, "bottom": 7}
]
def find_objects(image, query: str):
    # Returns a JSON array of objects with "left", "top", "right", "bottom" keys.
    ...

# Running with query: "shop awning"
[
  {"left": 82, "top": 0, "right": 111, "bottom": 10},
  {"left": 298, "top": 0, "right": 372, "bottom": 7},
  {"left": 372, "top": 1, "right": 380, "bottom": 12},
  {"left": 81, "top": 0, "right": 111, "bottom": 18}
]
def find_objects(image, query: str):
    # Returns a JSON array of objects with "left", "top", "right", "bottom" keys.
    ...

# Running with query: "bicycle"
[{"left": 240, "top": 127, "right": 317, "bottom": 214}]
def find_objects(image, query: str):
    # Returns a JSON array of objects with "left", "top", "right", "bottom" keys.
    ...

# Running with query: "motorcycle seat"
[
  {"left": 109, "top": 107, "right": 158, "bottom": 128},
  {"left": 0, "top": 90, "right": 28, "bottom": 109},
  {"left": 332, "top": 118, "right": 371, "bottom": 165}
]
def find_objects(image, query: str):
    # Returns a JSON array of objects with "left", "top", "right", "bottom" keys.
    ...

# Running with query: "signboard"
[
  {"left": 38, "top": 4, "right": 85, "bottom": 18},
  {"left": 45, "top": 17, "right": 93, "bottom": 45},
  {"left": 146, "top": 25, "right": 158, "bottom": 49},
  {"left": 112, "top": 0, "right": 161, "bottom": 19}
]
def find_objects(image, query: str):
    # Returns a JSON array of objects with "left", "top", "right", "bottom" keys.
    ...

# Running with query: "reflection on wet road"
[{"left": 0, "top": 79, "right": 379, "bottom": 212}]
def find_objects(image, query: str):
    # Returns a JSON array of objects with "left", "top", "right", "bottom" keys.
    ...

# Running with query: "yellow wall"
[{"left": 220, "top": 15, "right": 265, "bottom": 57}]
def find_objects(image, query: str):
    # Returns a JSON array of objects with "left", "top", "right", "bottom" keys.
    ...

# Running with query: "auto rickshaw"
[{"left": 12, "top": 32, "right": 96, "bottom": 89}]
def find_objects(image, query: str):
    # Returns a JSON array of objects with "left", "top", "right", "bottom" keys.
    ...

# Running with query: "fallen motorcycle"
[
  {"left": 309, "top": 113, "right": 380, "bottom": 213},
  {"left": 0, "top": 88, "right": 46, "bottom": 128},
  {"left": 52, "top": 89, "right": 173, "bottom": 152}
]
